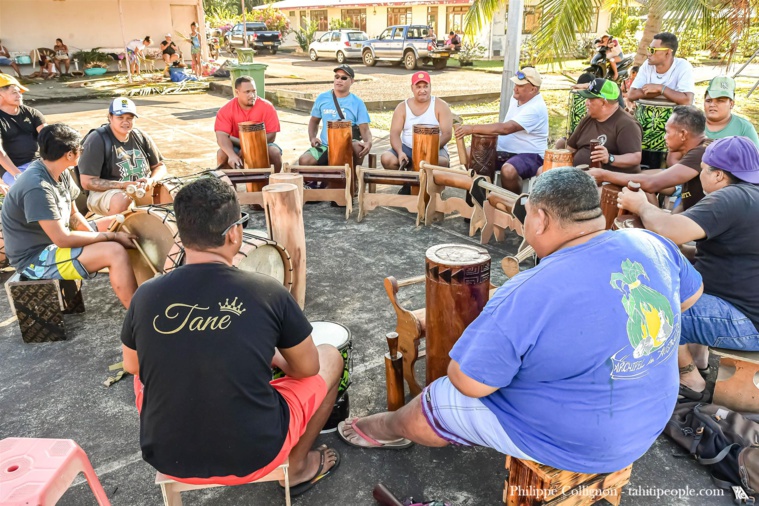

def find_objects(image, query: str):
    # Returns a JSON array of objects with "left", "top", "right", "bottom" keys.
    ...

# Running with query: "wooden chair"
[
  {"left": 712, "top": 348, "right": 759, "bottom": 413},
  {"left": 356, "top": 166, "right": 423, "bottom": 223},
  {"left": 419, "top": 161, "right": 485, "bottom": 237},
  {"left": 283, "top": 163, "right": 352, "bottom": 219},
  {"left": 156, "top": 460, "right": 290, "bottom": 506},
  {"left": 504, "top": 456, "right": 632, "bottom": 506}
]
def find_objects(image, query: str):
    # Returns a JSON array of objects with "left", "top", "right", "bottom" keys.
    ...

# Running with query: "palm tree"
[{"left": 464, "top": 0, "right": 753, "bottom": 68}]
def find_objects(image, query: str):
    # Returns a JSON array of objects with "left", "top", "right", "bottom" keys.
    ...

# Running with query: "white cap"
[{"left": 109, "top": 98, "right": 139, "bottom": 117}]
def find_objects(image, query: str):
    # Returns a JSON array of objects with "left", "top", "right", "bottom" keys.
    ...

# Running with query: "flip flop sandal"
[
  {"left": 678, "top": 384, "right": 712, "bottom": 403},
  {"left": 282, "top": 445, "right": 341, "bottom": 497},
  {"left": 337, "top": 418, "right": 413, "bottom": 450},
  {"left": 698, "top": 365, "right": 714, "bottom": 379}
]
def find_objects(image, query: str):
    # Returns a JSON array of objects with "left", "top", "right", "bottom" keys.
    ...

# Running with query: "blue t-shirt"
[
  {"left": 450, "top": 229, "right": 702, "bottom": 473},
  {"left": 310, "top": 91, "right": 370, "bottom": 146}
]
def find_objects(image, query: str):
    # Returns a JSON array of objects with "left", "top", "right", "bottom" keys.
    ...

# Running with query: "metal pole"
[
  {"left": 118, "top": 0, "right": 132, "bottom": 83},
  {"left": 242, "top": 0, "right": 248, "bottom": 48},
  {"left": 499, "top": 0, "right": 524, "bottom": 121}
]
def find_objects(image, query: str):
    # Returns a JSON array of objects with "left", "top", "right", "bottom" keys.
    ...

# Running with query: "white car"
[{"left": 309, "top": 30, "right": 368, "bottom": 63}]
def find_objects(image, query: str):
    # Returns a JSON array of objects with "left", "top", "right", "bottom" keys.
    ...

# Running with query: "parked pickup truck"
[
  {"left": 224, "top": 22, "right": 281, "bottom": 54},
  {"left": 362, "top": 25, "right": 450, "bottom": 70}
]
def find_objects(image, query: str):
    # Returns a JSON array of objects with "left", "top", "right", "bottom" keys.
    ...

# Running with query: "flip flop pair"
[
  {"left": 337, "top": 418, "right": 413, "bottom": 450},
  {"left": 282, "top": 445, "right": 341, "bottom": 497}
]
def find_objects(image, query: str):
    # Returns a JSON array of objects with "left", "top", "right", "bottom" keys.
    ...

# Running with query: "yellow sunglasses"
[{"left": 647, "top": 47, "right": 670, "bottom": 54}]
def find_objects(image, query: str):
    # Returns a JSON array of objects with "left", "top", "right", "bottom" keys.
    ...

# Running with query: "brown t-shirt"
[
  {"left": 568, "top": 107, "right": 642, "bottom": 174},
  {"left": 678, "top": 140, "right": 710, "bottom": 210}
]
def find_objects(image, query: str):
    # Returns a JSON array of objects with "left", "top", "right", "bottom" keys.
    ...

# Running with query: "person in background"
[
  {"left": 189, "top": 22, "right": 202, "bottom": 78},
  {"left": 126, "top": 36, "right": 152, "bottom": 75},
  {"left": 703, "top": 76, "right": 759, "bottom": 147},
  {"left": 160, "top": 34, "right": 180, "bottom": 76},
  {"left": 0, "top": 40, "right": 22, "bottom": 78},
  {"left": 53, "top": 38, "right": 70, "bottom": 75},
  {"left": 628, "top": 32, "right": 694, "bottom": 106}
]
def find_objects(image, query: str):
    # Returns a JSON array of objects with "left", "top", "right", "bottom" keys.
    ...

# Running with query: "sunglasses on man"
[
  {"left": 221, "top": 212, "right": 250, "bottom": 237},
  {"left": 334, "top": 75, "right": 350, "bottom": 81},
  {"left": 647, "top": 47, "right": 670, "bottom": 54}
]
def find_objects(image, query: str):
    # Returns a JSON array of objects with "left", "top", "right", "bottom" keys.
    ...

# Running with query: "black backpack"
[
  {"left": 665, "top": 401, "right": 759, "bottom": 498},
  {"left": 72, "top": 125, "right": 150, "bottom": 213}
]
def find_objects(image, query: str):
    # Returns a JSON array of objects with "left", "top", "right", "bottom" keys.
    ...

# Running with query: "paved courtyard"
[{"left": 0, "top": 93, "right": 736, "bottom": 505}]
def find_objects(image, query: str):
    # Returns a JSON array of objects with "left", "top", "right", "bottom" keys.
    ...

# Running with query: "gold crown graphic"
[{"left": 219, "top": 297, "right": 246, "bottom": 316}]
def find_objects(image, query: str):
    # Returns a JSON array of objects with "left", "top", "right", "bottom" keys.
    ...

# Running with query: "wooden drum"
[
  {"left": 542, "top": 149, "right": 573, "bottom": 173},
  {"left": 239, "top": 121, "right": 270, "bottom": 192},
  {"left": 425, "top": 244, "right": 491, "bottom": 384},
  {"left": 153, "top": 170, "right": 233, "bottom": 205},
  {"left": 328, "top": 120, "right": 355, "bottom": 193},
  {"left": 469, "top": 133, "right": 498, "bottom": 180},
  {"left": 264, "top": 183, "right": 306, "bottom": 308},
  {"left": 412, "top": 124, "right": 440, "bottom": 196},
  {"left": 600, "top": 183, "right": 623, "bottom": 230},
  {"left": 233, "top": 231, "right": 294, "bottom": 292}
]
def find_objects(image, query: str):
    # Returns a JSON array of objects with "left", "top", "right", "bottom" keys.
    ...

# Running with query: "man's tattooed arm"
[{"left": 84, "top": 178, "right": 126, "bottom": 192}]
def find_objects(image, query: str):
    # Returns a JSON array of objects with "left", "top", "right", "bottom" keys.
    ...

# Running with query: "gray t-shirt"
[
  {"left": 78, "top": 127, "right": 163, "bottom": 182},
  {"left": 2, "top": 160, "right": 79, "bottom": 270}
]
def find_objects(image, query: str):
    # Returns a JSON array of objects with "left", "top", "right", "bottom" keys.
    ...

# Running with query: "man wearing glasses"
[
  {"left": 215, "top": 76, "right": 283, "bottom": 172},
  {"left": 298, "top": 64, "right": 372, "bottom": 167},
  {"left": 628, "top": 32, "right": 694, "bottom": 106},
  {"left": 121, "top": 177, "right": 344, "bottom": 497},
  {"left": 455, "top": 67, "right": 548, "bottom": 194}
]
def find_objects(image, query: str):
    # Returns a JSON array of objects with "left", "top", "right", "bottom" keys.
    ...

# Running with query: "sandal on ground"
[
  {"left": 698, "top": 365, "right": 714, "bottom": 379},
  {"left": 337, "top": 418, "right": 413, "bottom": 450},
  {"left": 282, "top": 445, "right": 340, "bottom": 497},
  {"left": 678, "top": 384, "right": 712, "bottom": 403}
]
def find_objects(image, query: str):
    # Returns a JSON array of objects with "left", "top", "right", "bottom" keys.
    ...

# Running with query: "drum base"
[{"left": 321, "top": 392, "right": 350, "bottom": 434}]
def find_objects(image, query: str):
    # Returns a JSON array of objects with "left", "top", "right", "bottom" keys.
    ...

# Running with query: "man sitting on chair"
[
  {"left": 215, "top": 76, "right": 282, "bottom": 172},
  {"left": 298, "top": 64, "right": 372, "bottom": 168},
  {"left": 381, "top": 71, "right": 452, "bottom": 171},
  {"left": 78, "top": 98, "right": 167, "bottom": 215},
  {"left": 2, "top": 124, "right": 138, "bottom": 309},
  {"left": 566, "top": 78, "right": 642, "bottom": 174},
  {"left": 627, "top": 32, "right": 694, "bottom": 106},
  {"left": 338, "top": 168, "right": 703, "bottom": 476},
  {"left": 589, "top": 105, "right": 709, "bottom": 212},
  {"left": 618, "top": 136, "right": 759, "bottom": 403},
  {"left": 455, "top": 67, "right": 548, "bottom": 193},
  {"left": 122, "top": 177, "right": 343, "bottom": 496}
]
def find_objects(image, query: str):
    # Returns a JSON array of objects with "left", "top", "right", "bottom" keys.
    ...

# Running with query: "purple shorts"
[
  {"left": 497, "top": 151, "right": 544, "bottom": 179},
  {"left": 421, "top": 376, "right": 536, "bottom": 461}
]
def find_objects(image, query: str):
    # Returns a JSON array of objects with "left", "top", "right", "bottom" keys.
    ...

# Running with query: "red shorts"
[{"left": 133, "top": 373, "right": 328, "bottom": 485}]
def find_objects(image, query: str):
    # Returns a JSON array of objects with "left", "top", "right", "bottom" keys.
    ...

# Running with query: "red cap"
[{"left": 412, "top": 71, "right": 430, "bottom": 85}]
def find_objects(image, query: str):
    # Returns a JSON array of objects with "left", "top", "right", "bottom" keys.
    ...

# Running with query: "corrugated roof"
[{"left": 259, "top": 0, "right": 472, "bottom": 10}]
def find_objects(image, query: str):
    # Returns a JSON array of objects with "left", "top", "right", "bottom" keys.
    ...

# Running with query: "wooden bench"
[
  {"left": 712, "top": 348, "right": 759, "bottom": 413},
  {"left": 504, "top": 456, "right": 632, "bottom": 506},
  {"left": 4, "top": 272, "right": 85, "bottom": 343},
  {"left": 156, "top": 461, "right": 290, "bottom": 506}
]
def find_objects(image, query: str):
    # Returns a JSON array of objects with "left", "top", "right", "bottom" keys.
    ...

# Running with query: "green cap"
[
  {"left": 578, "top": 78, "right": 620, "bottom": 100},
  {"left": 706, "top": 76, "right": 735, "bottom": 100}
]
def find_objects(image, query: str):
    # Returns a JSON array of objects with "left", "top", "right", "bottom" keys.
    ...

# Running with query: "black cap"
[{"left": 333, "top": 64, "right": 355, "bottom": 79}]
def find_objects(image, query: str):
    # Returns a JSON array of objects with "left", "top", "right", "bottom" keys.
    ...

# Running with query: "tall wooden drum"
[
  {"left": 238, "top": 121, "right": 270, "bottom": 192},
  {"left": 264, "top": 183, "right": 306, "bottom": 309},
  {"left": 469, "top": 133, "right": 498, "bottom": 180},
  {"left": 328, "top": 120, "right": 355, "bottom": 193},
  {"left": 542, "top": 149, "right": 573, "bottom": 172},
  {"left": 412, "top": 124, "right": 440, "bottom": 196},
  {"left": 600, "top": 183, "right": 623, "bottom": 230},
  {"left": 425, "top": 244, "right": 491, "bottom": 384}
]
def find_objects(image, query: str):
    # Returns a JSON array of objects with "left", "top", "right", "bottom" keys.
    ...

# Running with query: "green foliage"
[
  {"left": 250, "top": 5, "right": 290, "bottom": 35},
  {"left": 72, "top": 48, "right": 112, "bottom": 66},
  {"left": 206, "top": 5, "right": 243, "bottom": 31},
  {"left": 295, "top": 20, "right": 319, "bottom": 51},
  {"left": 458, "top": 40, "right": 487, "bottom": 64},
  {"left": 329, "top": 19, "right": 354, "bottom": 30}
]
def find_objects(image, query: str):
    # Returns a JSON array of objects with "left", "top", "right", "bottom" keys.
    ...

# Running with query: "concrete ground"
[{"left": 0, "top": 93, "right": 734, "bottom": 505}]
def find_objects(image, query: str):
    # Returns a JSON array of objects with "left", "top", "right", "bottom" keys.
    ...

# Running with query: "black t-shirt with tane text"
[
  {"left": 121, "top": 263, "right": 312, "bottom": 478},
  {"left": 0, "top": 105, "right": 45, "bottom": 172}
]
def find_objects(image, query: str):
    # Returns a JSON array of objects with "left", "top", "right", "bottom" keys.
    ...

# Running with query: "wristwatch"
[{"left": 608, "top": 154, "right": 616, "bottom": 165}]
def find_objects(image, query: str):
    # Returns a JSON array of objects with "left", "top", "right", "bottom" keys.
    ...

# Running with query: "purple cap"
[{"left": 702, "top": 136, "right": 759, "bottom": 184}]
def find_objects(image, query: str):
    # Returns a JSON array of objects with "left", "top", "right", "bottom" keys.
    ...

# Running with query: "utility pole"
[
  {"left": 242, "top": 0, "right": 248, "bottom": 48},
  {"left": 499, "top": 0, "right": 524, "bottom": 121}
]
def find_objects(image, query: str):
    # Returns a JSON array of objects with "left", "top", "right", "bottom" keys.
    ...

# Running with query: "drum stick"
[
  {"left": 372, "top": 484, "right": 404, "bottom": 506},
  {"left": 120, "top": 225, "right": 160, "bottom": 277},
  {"left": 477, "top": 178, "right": 520, "bottom": 201},
  {"left": 396, "top": 274, "right": 426, "bottom": 288},
  {"left": 454, "top": 124, "right": 468, "bottom": 167},
  {"left": 502, "top": 245, "right": 535, "bottom": 278},
  {"left": 618, "top": 181, "right": 641, "bottom": 217},
  {"left": 107, "top": 214, "right": 125, "bottom": 232}
]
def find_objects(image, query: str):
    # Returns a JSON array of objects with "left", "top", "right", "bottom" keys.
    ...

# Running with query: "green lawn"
[{"left": 372, "top": 80, "right": 759, "bottom": 146}]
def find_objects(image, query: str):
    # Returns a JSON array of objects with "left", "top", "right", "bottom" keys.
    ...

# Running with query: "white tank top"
[{"left": 401, "top": 97, "right": 439, "bottom": 148}]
